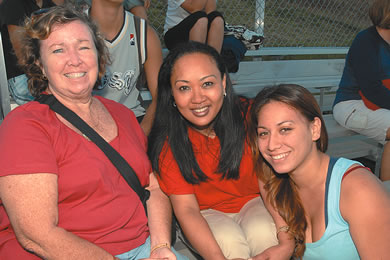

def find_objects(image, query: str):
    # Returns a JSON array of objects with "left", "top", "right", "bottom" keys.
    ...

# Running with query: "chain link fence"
[{"left": 148, "top": 0, "right": 372, "bottom": 48}]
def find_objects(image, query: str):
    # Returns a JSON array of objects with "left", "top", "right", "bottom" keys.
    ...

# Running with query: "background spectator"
[
  {"left": 0, "top": 0, "right": 56, "bottom": 104},
  {"left": 164, "top": 0, "right": 224, "bottom": 52},
  {"left": 333, "top": 0, "right": 390, "bottom": 181},
  {"left": 89, "top": 0, "right": 162, "bottom": 135}
]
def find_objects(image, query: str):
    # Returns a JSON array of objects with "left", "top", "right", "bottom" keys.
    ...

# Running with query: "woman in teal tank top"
[{"left": 248, "top": 84, "right": 390, "bottom": 259}]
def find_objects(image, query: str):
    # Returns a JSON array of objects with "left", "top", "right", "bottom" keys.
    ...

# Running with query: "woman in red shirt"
[{"left": 148, "top": 41, "right": 294, "bottom": 260}]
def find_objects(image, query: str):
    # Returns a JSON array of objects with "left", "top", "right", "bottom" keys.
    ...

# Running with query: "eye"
[
  {"left": 80, "top": 46, "right": 90, "bottom": 50},
  {"left": 280, "top": 127, "right": 292, "bottom": 134},
  {"left": 202, "top": 81, "right": 214, "bottom": 88},
  {"left": 53, "top": 48, "right": 63, "bottom": 54},
  {"left": 257, "top": 130, "right": 268, "bottom": 138},
  {"left": 178, "top": 85, "right": 190, "bottom": 91}
]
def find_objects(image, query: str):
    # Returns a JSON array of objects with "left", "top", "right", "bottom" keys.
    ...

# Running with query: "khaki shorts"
[{"left": 200, "top": 197, "right": 278, "bottom": 258}]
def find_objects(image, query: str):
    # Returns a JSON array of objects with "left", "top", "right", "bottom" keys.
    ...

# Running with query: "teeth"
[
  {"left": 272, "top": 153, "right": 288, "bottom": 160},
  {"left": 194, "top": 107, "right": 207, "bottom": 113},
  {"left": 65, "top": 72, "right": 86, "bottom": 78}
]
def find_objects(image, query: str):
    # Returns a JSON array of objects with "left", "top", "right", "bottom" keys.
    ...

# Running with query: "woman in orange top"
[{"left": 148, "top": 42, "right": 294, "bottom": 260}]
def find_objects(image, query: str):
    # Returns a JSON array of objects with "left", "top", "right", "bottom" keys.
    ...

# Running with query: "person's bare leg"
[
  {"left": 207, "top": 16, "right": 224, "bottom": 53},
  {"left": 380, "top": 128, "right": 390, "bottom": 181},
  {"left": 189, "top": 17, "right": 208, "bottom": 43}
]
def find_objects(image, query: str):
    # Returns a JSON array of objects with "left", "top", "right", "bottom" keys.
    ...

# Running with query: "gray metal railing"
[{"left": 0, "top": 31, "right": 11, "bottom": 120}]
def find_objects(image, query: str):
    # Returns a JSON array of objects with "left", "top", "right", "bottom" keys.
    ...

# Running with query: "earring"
[
  {"left": 223, "top": 92, "right": 227, "bottom": 97},
  {"left": 42, "top": 74, "right": 47, "bottom": 80},
  {"left": 173, "top": 101, "right": 177, "bottom": 107}
]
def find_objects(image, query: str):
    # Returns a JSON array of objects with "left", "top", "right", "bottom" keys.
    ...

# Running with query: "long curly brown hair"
[
  {"left": 247, "top": 84, "right": 328, "bottom": 259},
  {"left": 18, "top": 4, "right": 110, "bottom": 97}
]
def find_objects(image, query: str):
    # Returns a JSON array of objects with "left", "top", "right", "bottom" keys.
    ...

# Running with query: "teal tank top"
[{"left": 303, "top": 157, "right": 361, "bottom": 260}]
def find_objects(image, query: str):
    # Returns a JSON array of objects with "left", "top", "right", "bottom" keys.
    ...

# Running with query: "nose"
[
  {"left": 191, "top": 86, "right": 206, "bottom": 104},
  {"left": 67, "top": 48, "right": 82, "bottom": 66},
  {"left": 267, "top": 132, "right": 282, "bottom": 151}
]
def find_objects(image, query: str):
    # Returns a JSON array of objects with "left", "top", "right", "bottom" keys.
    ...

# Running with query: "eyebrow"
[
  {"left": 48, "top": 39, "right": 90, "bottom": 49},
  {"left": 257, "top": 120, "right": 294, "bottom": 129},
  {"left": 200, "top": 74, "right": 216, "bottom": 81},
  {"left": 174, "top": 74, "right": 216, "bottom": 84}
]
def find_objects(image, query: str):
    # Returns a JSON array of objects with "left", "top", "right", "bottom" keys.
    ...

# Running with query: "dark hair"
[
  {"left": 369, "top": 0, "right": 390, "bottom": 29},
  {"left": 248, "top": 84, "right": 328, "bottom": 258},
  {"left": 18, "top": 4, "right": 110, "bottom": 97},
  {"left": 148, "top": 41, "right": 249, "bottom": 184}
]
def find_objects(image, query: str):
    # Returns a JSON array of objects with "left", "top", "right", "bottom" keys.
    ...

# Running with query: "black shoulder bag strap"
[{"left": 36, "top": 94, "right": 150, "bottom": 213}]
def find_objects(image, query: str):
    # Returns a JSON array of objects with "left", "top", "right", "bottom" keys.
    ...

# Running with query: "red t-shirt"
[
  {"left": 157, "top": 127, "right": 259, "bottom": 213},
  {"left": 0, "top": 96, "right": 150, "bottom": 259}
]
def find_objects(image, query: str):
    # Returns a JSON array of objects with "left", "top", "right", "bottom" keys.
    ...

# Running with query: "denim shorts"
[
  {"left": 8, "top": 74, "right": 34, "bottom": 105},
  {"left": 115, "top": 236, "right": 189, "bottom": 260}
]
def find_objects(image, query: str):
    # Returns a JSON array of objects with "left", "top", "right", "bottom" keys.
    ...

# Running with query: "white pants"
[
  {"left": 201, "top": 197, "right": 278, "bottom": 258},
  {"left": 333, "top": 100, "right": 390, "bottom": 144}
]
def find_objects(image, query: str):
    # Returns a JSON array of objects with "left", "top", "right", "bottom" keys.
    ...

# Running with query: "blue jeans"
[
  {"left": 116, "top": 236, "right": 189, "bottom": 260},
  {"left": 8, "top": 74, "right": 34, "bottom": 105}
]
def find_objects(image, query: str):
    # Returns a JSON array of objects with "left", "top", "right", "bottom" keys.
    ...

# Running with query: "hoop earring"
[
  {"left": 223, "top": 92, "right": 227, "bottom": 97},
  {"left": 173, "top": 101, "right": 177, "bottom": 107}
]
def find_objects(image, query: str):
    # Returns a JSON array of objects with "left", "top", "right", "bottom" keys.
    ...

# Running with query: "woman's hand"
[
  {"left": 170, "top": 194, "right": 226, "bottom": 260},
  {"left": 150, "top": 246, "right": 176, "bottom": 260}
]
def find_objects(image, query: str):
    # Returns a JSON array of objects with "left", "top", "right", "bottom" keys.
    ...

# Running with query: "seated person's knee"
[
  {"left": 213, "top": 227, "right": 250, "bottom": 258},
  {"left": 244, "top": 217, "right": 276, "bottom": 242},
  {"left": 207, "top": 11, "right": 224, "bottom": 29},
  {"left": 209, "top": 16, "right": 224, "bottom": 28},
  {"left": 192, "top": 16, "right": 209, "bottom": 31}
]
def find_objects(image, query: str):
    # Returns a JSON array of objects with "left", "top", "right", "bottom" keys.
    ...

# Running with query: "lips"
[
  {"left": 270, "top": 152, "right": 289, "bottom": 160},
  {"left": 64, "top": 72, "right": 86, "bottom": 78},
  {"left": 192, "top": 106, "right": 209, "bottom": 116}
]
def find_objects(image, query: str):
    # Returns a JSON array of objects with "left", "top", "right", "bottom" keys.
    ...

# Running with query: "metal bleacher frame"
[{"left": 0, "top": 31, "right": 11, "bottom": 123}]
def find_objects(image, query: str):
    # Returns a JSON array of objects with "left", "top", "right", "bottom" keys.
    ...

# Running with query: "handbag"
[{"left": 35, "top": 94, "right": 150, "bottom": 214}]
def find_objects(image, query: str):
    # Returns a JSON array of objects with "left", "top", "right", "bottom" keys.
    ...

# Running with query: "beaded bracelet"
[
  {"left": 150, "top": 242, "right": 170, "bottom": 254},
  {"left": 276, "top": 225, "right": 290, "bottom": 238}
]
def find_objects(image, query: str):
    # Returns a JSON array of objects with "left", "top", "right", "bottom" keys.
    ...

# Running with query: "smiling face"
[
  {"left": 39, "top": 20, "right": 99, "bottom": 101},
  {"left": 256, "top": 101, "right": 321, "bottom": 174},
  {"left": 170, "top": 52, "right": 226, "bottom": 134}
]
